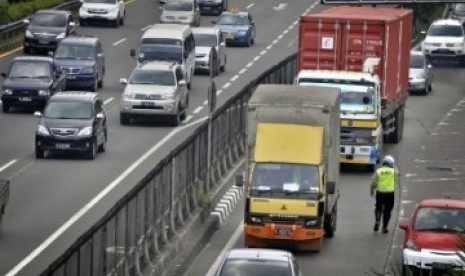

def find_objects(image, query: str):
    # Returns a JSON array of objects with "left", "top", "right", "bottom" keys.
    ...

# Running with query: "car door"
[{"left": 175, "top": 67, "right": 187, "bottom": 108}]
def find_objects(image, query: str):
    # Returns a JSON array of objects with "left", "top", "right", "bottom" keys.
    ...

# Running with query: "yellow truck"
[{"left": 236, "top": 84, "right": 340, "bottom": 251}]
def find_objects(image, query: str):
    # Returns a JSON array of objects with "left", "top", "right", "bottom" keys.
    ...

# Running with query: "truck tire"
[
  {"left": 324, "top": 208, "right": 337, "bottom": 238},
  {"left": 389, "top": 106, "right": 404, "bottom": 144}
]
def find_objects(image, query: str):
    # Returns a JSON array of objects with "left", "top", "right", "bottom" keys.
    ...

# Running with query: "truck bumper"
[
  {"left": 244, "top": 224, "right": 323, "bottom": 251},
  {"left": 340, "top": 144, "right": 379, "bottom": 165}
]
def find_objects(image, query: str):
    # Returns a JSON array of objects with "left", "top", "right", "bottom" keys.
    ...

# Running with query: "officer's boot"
[
  {"left": 382, "top": 211, "right": 391, "bottom": 234},
  {"left": 373, "top": 210, "right": 382, "bottom": 232}
]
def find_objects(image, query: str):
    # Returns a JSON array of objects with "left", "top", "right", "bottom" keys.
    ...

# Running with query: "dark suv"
[
  {"left": 35, "top": 92, "right": 107, "bottom": 159},
  {"left": 53, "top": 36, "right": 105, "bottom": 91},
  {"left": 23, "top": 10, "right": 76, "bottom": 54},
  {"left": 1, "top": 56, "right": 66, "bottom": 112}
]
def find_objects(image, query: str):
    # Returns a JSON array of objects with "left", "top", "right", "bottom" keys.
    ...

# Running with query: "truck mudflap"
[{"left": 244, "top": 224, "right": 324, "bottom": 251}]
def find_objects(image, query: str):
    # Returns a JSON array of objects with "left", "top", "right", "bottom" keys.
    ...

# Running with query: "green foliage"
[
  {"left": 0, "top": 0, "right": 10, "bottom": 25},
  {"left": 416, "top": 4, "right": 448, "bottom": 38},
  {"left": 0, "top": 0, "right": 70, "bottom": 24}
]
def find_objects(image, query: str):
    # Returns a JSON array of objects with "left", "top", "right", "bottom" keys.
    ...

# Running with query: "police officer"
[{"left": 370, "top": 155, "right": 399, "bottom": 234}]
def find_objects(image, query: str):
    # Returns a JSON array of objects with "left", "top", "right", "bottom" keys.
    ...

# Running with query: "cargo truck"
[
  {"left": 295, "top": 7, "right": 411, "bottom": 171},
  {"left": 236, "top": 84, "right": 340, "bottom": 252}
]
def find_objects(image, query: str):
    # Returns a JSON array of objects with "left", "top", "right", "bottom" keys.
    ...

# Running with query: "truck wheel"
[
  {"left": 388, "top": 106, "right": 404, "bottom": 144},
  {"left": 324, "top": 209, "right": 337, "bottom": 238}
]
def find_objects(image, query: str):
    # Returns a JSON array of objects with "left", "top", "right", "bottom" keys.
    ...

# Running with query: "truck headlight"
[
  {"left": 38, "top": 89, "right": 50, "bottom": 96},
  {"left": 37, "top": 125, "right": 50, "bottom": 136},
  {"left": 25, "top": 30, "right": 34, "bottom": 38},
  {"left": 78, "top": 126, "right": 93, "bottom": 137},
  {"left": 305, "top": 219, "right": 319, "bottom": 227},
  {"left": 249, "top": 216, "right": 262, "bottom": 224},
  {"left": 81, "top": 67, "right": 94, "bottom": 74},
  {"left": 239, "top": 30, "right": 247, "bottom": 36},
  {"left": 3, "top": 88, "right": 13, "bottom": 95},
  {"left": 56, "top": 33, "right": 66, "bottom": 39}
]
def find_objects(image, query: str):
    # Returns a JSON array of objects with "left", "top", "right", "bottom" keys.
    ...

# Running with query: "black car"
[
  {"left": 53, "top": 36, "right": 105, "bottom": 91},
  {"left": 198, "top": 0, "right": 227, "bottom": 15},
  {"left": 23, "top": 10, "right": 76, "bottom": 54},
  {"left": 1, "top": 56, "right": 66, "bottom": 113},
  {"left": 35, "top": 92, "right": 107, "bottom": 159}
]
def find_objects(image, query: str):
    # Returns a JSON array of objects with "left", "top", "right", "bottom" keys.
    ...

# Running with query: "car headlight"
[
  {"left": 81, "top": 67, "right": 94, "bottom": 74},
  {"left": 107, "top": 6, "right": 118, "bottom": 12},
  {"left": 248, "top": 216, "right": 262, "bottom": 224},
  {"left": 162, "top": 93, "right": 176, "bottom": 100},
  {"left": 37, "top": 125, "right": 50, "bottom": 136},
  {"left": 406, "top": 239, "right": 420, "bottom": 251},
  {"left": 25, "top": 30, "right": 34, "bottom": 38},
  {"left": 455, "top": 43, "right": 464, "bottom": 48},
  {"left": 56, "top": 33, "right": 66, "bottom": 39},
  {"left": 423, "top": 42, "right": 434, "bottom": 48},
  {"left": 78, "top": 126, "right": 93, "bottom": 137},
  {"left": 38, "top": 89, "right": 50, "bottom": 96},
  {"left": 305, "top": 219, "right": 319, "bottom": 227},
  {"left": 239, "top": 30, "right": 247, "bottom": 36},
  {"left": 3, "top": 88, "right": 13, "bottom": 95},
  {"left": 416, "top": 72, "right": 425, "bottom": 79}
]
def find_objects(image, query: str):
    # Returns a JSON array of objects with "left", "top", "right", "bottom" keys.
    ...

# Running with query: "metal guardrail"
[
  {"left": 0, "top": 0, "right": 81, "bottom": 54},
  {"left": 18, "top": 53, "right": 296, "bottom": 276}
]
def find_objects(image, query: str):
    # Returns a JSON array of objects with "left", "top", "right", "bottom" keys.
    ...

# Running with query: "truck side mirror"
[
  {"left": 326, "top": 181, "right": 336, "bottom": 195},
  {"left": 235, "top": 175, "right": 243, "bottom": 187}
]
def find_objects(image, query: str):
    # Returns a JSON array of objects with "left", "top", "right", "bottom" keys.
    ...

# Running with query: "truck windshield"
[
  {"left": 138, "top": 38, "right": 183, "bottom": 63},
  {"left": 250, "top": 163, "right": 319, "bottom": 198},
  {"left": 299, "top": 81, "right": 375, "bottom": 114}
]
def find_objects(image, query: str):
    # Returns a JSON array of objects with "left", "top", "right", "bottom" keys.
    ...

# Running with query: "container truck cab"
[{"left": 237, "top": 84, "right": 340, "bottom": 252}]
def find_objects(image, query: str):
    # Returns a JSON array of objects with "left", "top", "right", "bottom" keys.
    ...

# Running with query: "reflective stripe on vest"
[{"left": 376, "top": 166, "right": 395, "bottom": 193}]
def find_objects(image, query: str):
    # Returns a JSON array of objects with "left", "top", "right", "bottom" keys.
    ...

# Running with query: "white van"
[{"left": 130, "top": 24, "right": 195, "bottom": 89}]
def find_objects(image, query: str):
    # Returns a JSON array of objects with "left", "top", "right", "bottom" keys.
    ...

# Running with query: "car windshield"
[
  {"left": 299, "top": 81, "right": 376, "bottom": 114},
  {"left": 428, "top": 25, "right": 463, "bottom": 37},
  {"left": 454, "top": 3, "right": 465, "bottom": 12},
  {"left": 31, "top": 13, "right": 67, "bottom": 27},
  {"left": 193, "top": 33, "right": 217, "bottom": 47},
  {"left": 44, "top": 101, "right": 93, "bottom": 119},
  {"left": 54, "top": 44, "right": 96, "bottom": 60},
  {"left": 129, "top": 69, "right": 175, "bottom": 86},
  {"left": 219, "top": 259, "right": 291, "bottom": 276},
  {"left": 9, "top": 61, "right": 51, "bottom": 78},
  {"left": 217, "top": 15, "right": 248, "bottom": 25},
  {"left": 138, "top": 43, "right": 182, "bottom": 63},
  {"left": 164, "top": 1, "right": 193, "bottom": 11},
  {"left": 250, "top": 163, "right": 320, "bottom": 198},
  {"left": 410, "top": 55, "right": 425, "bottom": 69},
  {"left": 84, "top": 0, "right": 117, "bottom": 3},
  {"left": 414, "top": 207, "right": 465, "bottom": 232}
]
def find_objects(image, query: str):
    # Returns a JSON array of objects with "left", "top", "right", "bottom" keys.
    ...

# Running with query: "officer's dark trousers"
[{"left": 375, "top": 192, "right": 395, "bottom": 228}]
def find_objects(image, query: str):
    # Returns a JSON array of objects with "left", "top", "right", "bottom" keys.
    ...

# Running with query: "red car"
[{"left": 399, "top": 199, "right": 465, "bottom": 275}]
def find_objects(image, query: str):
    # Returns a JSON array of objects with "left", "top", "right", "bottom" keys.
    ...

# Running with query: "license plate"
[
  {"left": 141, "top": 101, "right": 155, "bottom": 106},
  {"left": 225, "top": 34, "right": 234, "bottom": 40},
  {"left": 203, "top": 6, "right": 211, "bottom": 10},
  {"left": 55, "top": 143, "right": 70, "bottom": 149},
  {"left": 67, "top": 75, "right": 77, "bottom": 79},
  {"left": 19, "top": 97, "right": 32, "bottom": 102},
  {"left": 275, "top": 227, "right": 292, "bottom": 236},
  {"left": 38, "top": 39, "right": 49, "bottom": 45}
]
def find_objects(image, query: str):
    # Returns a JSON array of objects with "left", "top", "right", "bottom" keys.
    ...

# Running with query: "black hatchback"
[{"left": 34, "top": 92, "right": 107, "bottom": 159}]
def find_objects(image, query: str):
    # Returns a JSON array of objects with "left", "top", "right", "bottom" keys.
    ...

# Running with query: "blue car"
[{"left": 213, "top": 10, "right": 255, "bottom": 47}]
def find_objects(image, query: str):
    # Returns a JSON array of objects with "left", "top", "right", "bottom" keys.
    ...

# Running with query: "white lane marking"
[
  {"left": 292, "top": 20, "right": 298, "bottom": 26},
  {"left": 272, "top": 39, "right": 279, "bottom": 45},
  {"left": 0, "top": 159, "right": 17, "bottom": 173},
  {"left": 203, "top": 100, "right": 208, "bottom": 105},
  {"left": 286, "top": 38, "right": 296, "bottom": 48},
  {"left": 253, "top": 56, "right": 260, "bottom": 62},
  {"left": 272, "top": 3, "right": 288, "bottom": 11},
  {"left": 217, "top": 89, "right": 223, "bottom": 95},
  {"left": 283, "top": 29, "right": 289, "bottom": 35},
  {"left": 6, "top": 116, "right": 209, "bottom": 276},
  {"left": 231, "top": 75, "right": 239, "bottom": 82},
  {"left": 238, "top": 69, "right": 246, "bottom": 75},
  {"left": 140, "top": 25, "right": 152, "bottom": 31},
  {"left": 222, "top": 82, "right": 231, "bottom": 89},
  {"left": 246, "top": 62, "right": 253, "bottom": 68},
  {"left": 411, "top": 178, "right": 458, "bottom": 182},
  {"left": 246, "top": 3, "right": 254, "bottom": 9},
  {"left": 278, "top": 34, "right": 284, "bottom": 40},
  {"left": 104, "top": 97, "right": 114, "bottom": 105},
  {"left": 266, "top": 45, "right": 272, "bottom": 51},
  {"left": 112, "top": 38, "right": 127, "bottom": 47},
  {"left": 206, "top": 222, "right": 244, "bottom": 276},
  {"left": 183, "top": 115, "right": 193, "bottom": 123},
  {"left": 260, "top": 50, "right": 266, "bottom": 56},
  {"left": 193, "top": 106, "right": 204, "bottom": 114}
]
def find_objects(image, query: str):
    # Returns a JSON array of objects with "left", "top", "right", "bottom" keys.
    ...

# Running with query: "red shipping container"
[{"left": 298, "top": 6, "right": 412, "bottom": 104}]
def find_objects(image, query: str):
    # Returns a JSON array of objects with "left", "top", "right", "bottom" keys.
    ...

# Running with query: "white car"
[
  {"left": 79, "top": 0, "right": 125, "bottom": 27},
  {"left": 422, "top": 19, "right": 465, "bottom": 64},
  {"left": 159, "top": 0, "right": 200, "bottom": 26},
  {"left": 192, "top": 27, "right": 227, "bottom": 75},
  {"left": 409, "top": 51, "right": 433, "bottom": 95},
  {"left": 119, "top": 61, "right": 189, "bottom": 126}
]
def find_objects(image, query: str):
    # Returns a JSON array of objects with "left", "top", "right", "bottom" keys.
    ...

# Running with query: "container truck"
[
  {"left": 295, "top": 6, "right": 411, "bottom": 171},
  {"left": 236, "top": 84, "right": 340, "bottom": 252}
]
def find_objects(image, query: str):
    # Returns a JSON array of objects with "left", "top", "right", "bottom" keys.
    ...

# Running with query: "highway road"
[
  {"left": 1, "top": 0, "right": 464, "bottom": 275},
  {"left": 0, "top": 0, "right": 327, "bottom": 274}
]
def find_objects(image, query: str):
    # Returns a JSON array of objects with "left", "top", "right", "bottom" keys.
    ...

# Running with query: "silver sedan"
[{"left": 409, "top": 51, "right": 433, "bottom": 95}]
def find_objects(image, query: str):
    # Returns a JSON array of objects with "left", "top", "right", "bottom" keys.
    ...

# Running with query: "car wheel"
[
  {"left": 98, "top": 132, "right": 107, "bottom": 153},
  {"left": 80, "top": 19, "right": 86, "bottom": 26},
  {"left": 35, "top": 146, "right": 45, "bottom": 159},
  {"left": 119, "top": 12, "right": 125, "bottom": 25},
  {"left": 120, "top": 113, "right": 130, "bottom": 125},
  {"left": 98, "top": 73, "right": 104, "bottom": 89},
  {"left": 170, "top": 107, "right": 181, "bottom": 126},
  {"left": 90, "top": 78, "right": 98, "bottom": 92},
  {"left": 113, "top": 18, "right": 120, "bottom": 28},
  {"left": 2, "top": 103, "right": 10, "bottom": 113},
  {"left": 86, "top": 139, "right": 97, "bottom": 160}
]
